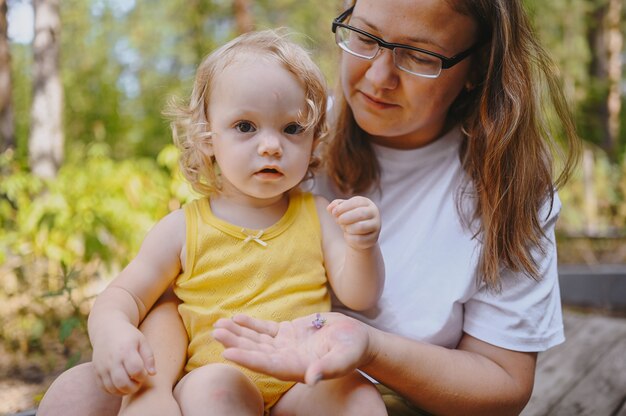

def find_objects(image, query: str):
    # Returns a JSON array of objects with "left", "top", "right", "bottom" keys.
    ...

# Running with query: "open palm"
[{"left": 212, "top": 312, "right": 371, "bottom": 385}]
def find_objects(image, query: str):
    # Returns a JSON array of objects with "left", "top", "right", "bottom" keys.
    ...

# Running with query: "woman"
[{"left": 38, "top": 0, "right": 579, "bottom": 414}]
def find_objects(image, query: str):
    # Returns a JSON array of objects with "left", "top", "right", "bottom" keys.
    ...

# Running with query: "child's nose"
[{"left": 258, "top": 132, "right": 283, "bottom": 157}]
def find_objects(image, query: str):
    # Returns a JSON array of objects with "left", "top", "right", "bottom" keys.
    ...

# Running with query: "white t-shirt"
[{"left": 313, "top": 127, "right": 565, "bottom": 352}]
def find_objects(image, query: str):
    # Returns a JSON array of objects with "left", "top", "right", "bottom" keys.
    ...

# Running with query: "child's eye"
[
  {"left": 284, "top": 123, "right": 304, "bottom": 135},
  {"left": 235, "top": 121, "right": 256, "bottom": 133}
]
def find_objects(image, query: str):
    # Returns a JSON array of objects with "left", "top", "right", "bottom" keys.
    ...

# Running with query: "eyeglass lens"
[{"left": 335, "top": 26, "right": 442, "bottom": 78}]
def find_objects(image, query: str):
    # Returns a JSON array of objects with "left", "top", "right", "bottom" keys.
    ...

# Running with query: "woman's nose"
[{"left": 365, "top": 48, "right": 399, "bottom": 90}]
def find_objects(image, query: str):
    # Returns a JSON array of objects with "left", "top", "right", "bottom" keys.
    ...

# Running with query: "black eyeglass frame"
[{"left": 332, "top": 5, "right": 482, "bottom": 71}]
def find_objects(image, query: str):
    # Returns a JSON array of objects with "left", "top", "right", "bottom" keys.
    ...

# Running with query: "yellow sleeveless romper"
[{"left": 174, "top": 191, "right": 331, "bottom": 411}]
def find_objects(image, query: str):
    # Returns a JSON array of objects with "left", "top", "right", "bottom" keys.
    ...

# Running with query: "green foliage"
[
  {"left": 0, "top": 144, "right": 195, "bottom": 370},
  {"left": 9, "top": 1, "right": 342, "bottom": 169},
  {"left": 2, "top": 147, "right": 171, "bottom": 268}
]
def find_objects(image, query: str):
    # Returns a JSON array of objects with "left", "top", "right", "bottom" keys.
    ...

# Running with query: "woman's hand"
[{"left": 213, "top": 312, "right": 375, "bottom": 385}]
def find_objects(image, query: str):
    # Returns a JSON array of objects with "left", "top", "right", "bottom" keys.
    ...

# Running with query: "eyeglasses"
[{"left": 332, "top": 6, "right": 482, "bottom": 79}]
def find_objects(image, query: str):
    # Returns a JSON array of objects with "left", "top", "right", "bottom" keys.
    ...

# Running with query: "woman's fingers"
[
  {"left": 214, "top": 316, "right": 278, "bottom": 346},
  {"left": 232, "top": 314, "right": 280, "bottom": 337},
  {"left": 221, "top": 348, "right": 281, "bottom": 374},
  {"left": 213, "top": 327, "right": 275, "bottom": 354},
  {"left": 221, "top": 345, "right": 307, "bottom": 383}
]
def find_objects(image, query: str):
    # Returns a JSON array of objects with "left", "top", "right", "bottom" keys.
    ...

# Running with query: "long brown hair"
[{"left": 325, "top": 0, "right": 580, "bottom": 288}]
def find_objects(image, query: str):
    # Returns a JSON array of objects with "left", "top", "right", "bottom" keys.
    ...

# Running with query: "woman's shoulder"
[
  {"left": 305, "top": 173, "right": 347, "bottom": 201},
  {"left": 538, "top": 190, "right": 562, "bottom": 224}
]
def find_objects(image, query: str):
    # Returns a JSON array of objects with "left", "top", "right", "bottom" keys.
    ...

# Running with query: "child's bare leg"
[
  {"left": 271, "top": 371, "right": 387, "bottom": 416},
  {"left": 37, "top": 362, "right": 120, "bottom": 416},
  {"left": 37, "top": 288, "right": 186, "bottom": 416},
  {"left": 119, "top": 289, "right": 187, "bottom": 416},
  {"left": 174, "top": 363, "right": 264, "bottom": 416}
]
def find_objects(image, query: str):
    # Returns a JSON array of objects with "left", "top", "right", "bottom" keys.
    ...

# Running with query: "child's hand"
[
  {"left": 327, "top": 196, "right": 381, "bottom": 250},
  {"left": 92, "top": 323, "right": 156, "bottom": 396}
]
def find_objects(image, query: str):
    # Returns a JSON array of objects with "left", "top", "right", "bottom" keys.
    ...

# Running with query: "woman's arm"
[
  {"left": 119, "top": 286, "right": 187, "bottom": 412},
  {"left": 363, "top": 325, "right": 536, "bottom": 415},
  {"left": 213, "top": 312, "right": 535, "bottom": 416},
  {"left": 315, "top": 196, "right": 384, "bottom": 310}
]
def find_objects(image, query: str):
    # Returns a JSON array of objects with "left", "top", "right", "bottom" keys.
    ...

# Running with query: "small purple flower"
[{"left": 312, "top": 313, "right": 327, "bottom": 329}]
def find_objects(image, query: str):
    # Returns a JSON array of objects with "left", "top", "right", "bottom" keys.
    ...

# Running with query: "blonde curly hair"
[{"left": 165, "top": 28, "right": 328, "bottom": 196}]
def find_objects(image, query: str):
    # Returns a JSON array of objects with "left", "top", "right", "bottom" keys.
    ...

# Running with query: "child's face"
[{"left": 207, "top": 55, "right": 315, "bottom": 204}]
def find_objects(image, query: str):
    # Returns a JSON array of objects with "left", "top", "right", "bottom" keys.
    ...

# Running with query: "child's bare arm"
[
  {"left": 88, "top": 209, "right": 185, "bottom": 396},
  {"left": 315, "top": 196, "right": 384, "bottom": 311}
]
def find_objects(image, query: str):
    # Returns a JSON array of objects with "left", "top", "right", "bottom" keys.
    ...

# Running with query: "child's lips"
[{"left": 254, "top": 167, "right": 283, "bottom": 179}]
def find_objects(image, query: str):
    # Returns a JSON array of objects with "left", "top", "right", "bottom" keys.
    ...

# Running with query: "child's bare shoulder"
[
  {"left": 144, "top": 208, "right": 186, "bottom": 249},
  {"left": 156, "top": 208, "right": 185, "bottom": 230}
]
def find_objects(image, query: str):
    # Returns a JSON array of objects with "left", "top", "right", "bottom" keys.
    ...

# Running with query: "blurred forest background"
[{"left": 0, "top": 0, "right": 624, "bottom": 412}]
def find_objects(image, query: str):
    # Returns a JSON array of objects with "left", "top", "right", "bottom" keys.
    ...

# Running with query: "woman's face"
[{"left": 340, "top": 0, "right": 478, "bottom": 149}]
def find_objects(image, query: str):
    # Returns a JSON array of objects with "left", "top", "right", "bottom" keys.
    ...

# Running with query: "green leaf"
[{"left": 59, "top": 317, "right": 82, "bottom": 343}]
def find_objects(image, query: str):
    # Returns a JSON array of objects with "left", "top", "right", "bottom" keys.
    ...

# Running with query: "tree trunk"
[
  {"left": 0, "top": 0, "right": 15, "bottom": 152},
  {"left": 605, "top": 0, "right": 622, "bottom": 158},
  {"left": 587, "top": 0, "right": 622, "bottom": 162},
  {"left": 233, "top": 0, "right": 254, "bottom": 34},
  {"left": 29, "top": 0, "right": 63, "bottom": 178},
  {"left": 582, "top": 147, "right": 598, "bottom": 236}
]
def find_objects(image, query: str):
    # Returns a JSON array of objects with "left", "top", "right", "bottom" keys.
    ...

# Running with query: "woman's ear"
[
  {"left": 465, "top": 56, "right": 482, "bottom": 92},
  {"left": 467, "top": 44, "right": 489, "bottom": 91}
]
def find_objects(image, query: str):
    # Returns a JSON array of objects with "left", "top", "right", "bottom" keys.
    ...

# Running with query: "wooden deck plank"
[
  {"left": 532, "top": 312, "right": 588, "bottom": 365},
  {"left": 521, "top": 312, "right": 626, "bottom": 416},
  {"left": 549, "top": 335, "right": 626, "bottom": 416}
]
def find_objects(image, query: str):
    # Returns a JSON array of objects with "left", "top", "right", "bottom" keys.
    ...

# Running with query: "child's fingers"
[
  {"left": 138, "top": 339, "right": 157, "bottom": 375},
  {"left": 109, "top": 365, "right": 140, "bottom": 395},
  {"left": 122, "top": 353, "right": 147, "bottom": 384},
  {"left": 95, "top": 369, "right": 115, "bottom": 395},
  {"left": 94, "top": 362, "right": 122, "bottom": 395},
  {"left": 330, "top": 197, "right": 378, "bottom": 220},
  {"left": 333, "top": 206, "right": 379, "bottom": 227},
  {"left": 341, "top": 218, "right": 380, "bottom": 235},
  {"left": 326, "top": 199, "right": 346, "bottom": 215},
  {"left": 328, "top": 198, "right": 365, "bottom": 216}
]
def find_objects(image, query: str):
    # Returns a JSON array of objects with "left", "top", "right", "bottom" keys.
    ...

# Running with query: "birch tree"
[
  {"left": 29, "top": 0, "right": 63, "bottom": 178},
  {"left": 0, "top": 0, "right": 14, "bottom": 152}
]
